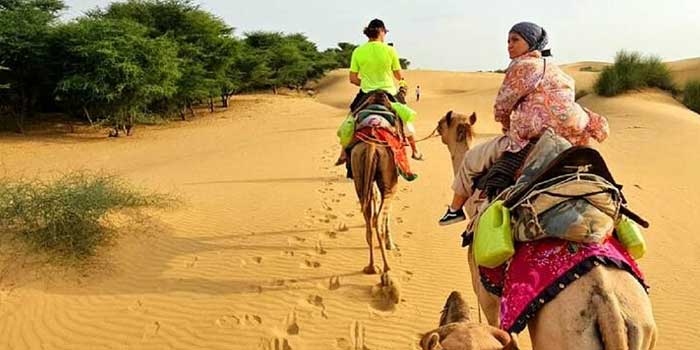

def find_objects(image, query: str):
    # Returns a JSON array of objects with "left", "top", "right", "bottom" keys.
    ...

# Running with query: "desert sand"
[{"left": 1, "top": 58, "right": 699, "bottom": 350}]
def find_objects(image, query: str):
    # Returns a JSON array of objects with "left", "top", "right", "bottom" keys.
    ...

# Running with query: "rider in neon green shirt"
[
  {"left": 350, "top": 41, "right": 401, "bottom": 96},
  {"left": 336, "top": 19, "right": 422, "bottom": 164}
]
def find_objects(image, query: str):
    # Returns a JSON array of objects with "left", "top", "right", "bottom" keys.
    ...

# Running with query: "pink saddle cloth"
[{"left": 478, "top": 237, "right": 648, "bottom": 333}]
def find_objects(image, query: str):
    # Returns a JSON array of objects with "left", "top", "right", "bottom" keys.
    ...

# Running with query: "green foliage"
[
  {"left": 323, "top": 42, "right": 357, "bottom": 68},
  {"left": 94, "top": 0, "right": 238, "bottom": 113},
  {"left": 0, "top": 0, "right": 411, "bottom": 132},
  {"left": 682, "top": 80, "right": 700, "bottom": 114},
  {"left": 55, "top": 17, "right": 181, "bottom": 129},
  {"left": 0, "top": 0, "right": 65, "bottom": 130},
  {"left": 399, "top": 58, "right": 410, "bottom": 70},
  {"left": 0, "top": 172, "right": 172, "bottom": 260},
  {"left": 238, "top": 31, "right": 338, "bottom": 92},
  {"left": 594, "top": 51, "right": 676, "bottom": 97}
]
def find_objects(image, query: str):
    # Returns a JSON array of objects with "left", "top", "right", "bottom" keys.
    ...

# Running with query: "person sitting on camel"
[
  {"left": 335, "top": 18, "right": 422, "bottom": 165},
  {"left": 438, "top": 21, "right": 610, "bottom": 226}
]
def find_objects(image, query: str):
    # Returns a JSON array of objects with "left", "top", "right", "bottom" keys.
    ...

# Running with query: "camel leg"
[
  {"left": 380, "top": 195, "right": 397, "bottom": 250},
  {"left": 374, "top": 203, "right": 391, "bottom": 273},
  {"left": 377, "top": 150, "right": 398, "bottom": 251},
  {"left": 468, "top": 247, "right": 501, "bottom": 326},
  {"left": 363, "top": 201, "right": 379, "bottom": 274}
]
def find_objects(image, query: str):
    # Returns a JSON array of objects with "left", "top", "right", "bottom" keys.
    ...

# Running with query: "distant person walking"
[{"left": 416, "top": 85, "right": 421, "bottom": 102}]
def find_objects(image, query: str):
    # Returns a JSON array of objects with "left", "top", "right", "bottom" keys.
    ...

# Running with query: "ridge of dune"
[
  {"left": 1, "top": 62, "right": 699, "bottom": 350},
  {"left": 667, "top": 57, "right": 700, "bottom": 86}
]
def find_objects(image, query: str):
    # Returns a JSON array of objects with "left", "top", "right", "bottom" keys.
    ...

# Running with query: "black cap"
[{"left": 368, "top": 19, "right": 387, "bottom": 32}]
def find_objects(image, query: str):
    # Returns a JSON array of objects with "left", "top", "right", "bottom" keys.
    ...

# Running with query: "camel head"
[
  {"left": 420, "top": 291, "right": 519, "bottom": 350},
  {"left": 437, "top": 111, "right": 477, "bottom": 173}
]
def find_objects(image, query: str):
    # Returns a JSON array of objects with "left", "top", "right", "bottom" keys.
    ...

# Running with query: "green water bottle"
[
  {"left": 474, "top": 200, "right": 515, "bottom": 268},
  {"left": 616, "top": 216, "right": 646, "bottom": 259}
]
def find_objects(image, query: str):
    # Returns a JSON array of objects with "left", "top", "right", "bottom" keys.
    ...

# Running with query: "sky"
[{"left": 62, "top": 0, "right": 700, "bottom": 71}]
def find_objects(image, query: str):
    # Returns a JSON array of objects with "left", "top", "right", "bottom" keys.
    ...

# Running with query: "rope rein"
[{"left": 414, "top": 125, "right": 440, "bottom": 143}]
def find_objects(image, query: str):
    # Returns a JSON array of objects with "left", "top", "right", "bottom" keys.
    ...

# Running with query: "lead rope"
[
  {"left": 413, "top": 125, "right": 440, "bottom": 143},
  {"left": 478, "top": 300, "right": 483, "bottom": 323},
  {"left": 475, "top": 246, "right": 483, "bottom": 324}
]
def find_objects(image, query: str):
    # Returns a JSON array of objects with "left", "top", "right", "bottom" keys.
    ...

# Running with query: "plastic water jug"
[
  {"left": 474, "top": 200, "right": 515, "bottom": 268},
  {"left": 616, "top": 216, "right": 646, "bottom": 259}
]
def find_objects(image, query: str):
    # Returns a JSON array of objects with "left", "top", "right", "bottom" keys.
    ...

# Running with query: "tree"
[
  {"left": 0, "top": 0, "right": 65, "bottom": 132},
  {"left": 399, "top": 58, "right": 411, "bottom": 70},
  {"left": 323, "top": 42, "right": 357, "bottom": 68},
  {"left": 240, "top": 32, "right": 338, "bottom": 93},
  {"left": 95, "top": 0, "right": 240, "bottom": 117},
  {"left": 55, "top": 18, "right": 180, "bottom": 135},
  {"left": 0, "top": 65, "right": 9, "bottom": 89}
]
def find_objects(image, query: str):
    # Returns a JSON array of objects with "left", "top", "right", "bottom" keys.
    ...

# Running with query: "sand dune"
[
  {"left": 0, "top": 60, "right": 699, "bottom": 350},
  {"left": 668, "top": 57, "right": 700, "bottom": 86}
]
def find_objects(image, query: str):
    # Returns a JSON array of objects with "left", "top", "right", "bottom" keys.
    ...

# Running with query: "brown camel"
[
  {"left": 350, "top": 140, "right": 397, "bottom": 275},
  {"left": 348, "top": 91, "right": 408, "bottom": 303},
  {"left": 437, "top": 111, "right": 657, "bottom": 349},
  {"left": 420, "top": 291, "right": 519, "bottom": 350}
]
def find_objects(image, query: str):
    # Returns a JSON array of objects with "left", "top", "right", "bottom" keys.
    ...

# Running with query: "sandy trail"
[{"left": 0, "top": 60, "right": 699, "bottom": 349}]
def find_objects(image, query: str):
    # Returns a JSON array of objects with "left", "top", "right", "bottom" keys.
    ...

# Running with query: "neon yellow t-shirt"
[{"left": 350, "top": 41, "right": 401, "bottom": 95}]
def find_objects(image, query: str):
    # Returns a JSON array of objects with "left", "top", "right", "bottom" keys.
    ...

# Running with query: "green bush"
[
  {"left": 594, "top": 51, "right": 676, "bottom": 97},
  {"left": 682, "top": 80, "right": 700, "bottom": 114},
  {"left": 0, "top": 172, "right": 171, "bottom": 261}
]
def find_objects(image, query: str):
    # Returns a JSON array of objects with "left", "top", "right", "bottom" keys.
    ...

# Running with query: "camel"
[
  {"left": 436, "top": 111, "right": 657, "bottom": 349},
  {"left": 348, "top": 91, "right": 410, "bottom": 303},
  {"left": 420, "top": 291, "right": 519, "bottom": 350},
  {"left": 350, "top": 139, "right": 397, "bottom": 275}
]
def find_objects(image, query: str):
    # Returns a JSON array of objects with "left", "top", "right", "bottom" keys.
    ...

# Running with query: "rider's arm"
[
  {"left": 494, "top": 59, "right": 540, "bottom": 127},
  {"left": 349, "top": 72, "right": 361, "bottom": 86},
  {"left": 390, "top": 46, "right": 405, "bottom": 84}
]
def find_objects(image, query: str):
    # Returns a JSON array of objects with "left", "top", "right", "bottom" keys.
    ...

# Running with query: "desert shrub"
[
  {"left": 594, "top": 51, "right": 676, "bottom": 97},
  {"left": 0, "top": 172, "right": 171, "bottom": 261}
]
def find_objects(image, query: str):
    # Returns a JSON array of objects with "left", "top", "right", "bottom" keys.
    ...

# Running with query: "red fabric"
[
  {"left": 354, "top": 127, "right": 415, "bottom": 179},
  {"left": 479, "top": 237, "right": 646, "bottom": 333}
]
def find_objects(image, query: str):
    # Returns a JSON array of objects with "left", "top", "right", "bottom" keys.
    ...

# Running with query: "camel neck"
[{"left": 450, "top": 144, "right": 471, "bottom": 175}]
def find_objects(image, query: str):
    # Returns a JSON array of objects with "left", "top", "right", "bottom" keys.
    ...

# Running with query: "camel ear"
[
  {"left": 420, "top": 332, "right": 442, "bottom": 350},
  {"left": 469, "top": 112, "right": 477, "bottom": 125},
  {"left": 456, "top": 124, "right": 467, "bottom": 143},
  {"left": 445, "top": 111, "right": 453, "bottom": 126},
  {"left": 503, "top": 334, "right": 520, "bottom": 350},
  {"left": 493, "top": 329, "right": 520, "bottom": 350}
]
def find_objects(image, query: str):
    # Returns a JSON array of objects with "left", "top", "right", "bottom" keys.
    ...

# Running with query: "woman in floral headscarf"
[{"left": 438, "top": 22, "right": 610, "bottom": 226}]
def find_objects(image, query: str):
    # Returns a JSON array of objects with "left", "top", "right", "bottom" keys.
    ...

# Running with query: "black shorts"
[{"left": 349, "top": 90, "right": 397, "bottom": 112}]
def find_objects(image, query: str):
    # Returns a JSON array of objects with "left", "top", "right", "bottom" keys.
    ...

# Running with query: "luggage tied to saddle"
[
  {"left": 337, "top": 102, "right": 417, "bottom": 147},
  {"left": 469, "top": 131, "right": 650, "bottom": 334},
  {"left": 340, "top": 103, "right": 418, "bottom": 181},
  {"left": 472, "top": 130, "right": 647, "bottom": 268}
]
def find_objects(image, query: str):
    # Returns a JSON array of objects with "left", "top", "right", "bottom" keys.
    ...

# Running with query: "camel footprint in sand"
[
  {"left": 307, "top": 294, "right": 328, "bottom": 319},
  {"left": 216, "top": 314, "right": 262, "bottom": 329},
  {"left": 315, "top": 240, "right": 327, "bottom": 255},
  {"left": 261, "top": 337, "right": 292, "bottom": 350},
  {"left": 328, "top": 275, "right": 342, "bottom": 290},
  {"left": 285, "top": 309, "right": 300, "bottom": 335},
  {"left": 336, "top": 320, "right": 370, "bottom": 350},
  {"left": 303, "top": 259, "right": 321, "bottom": 269}
]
